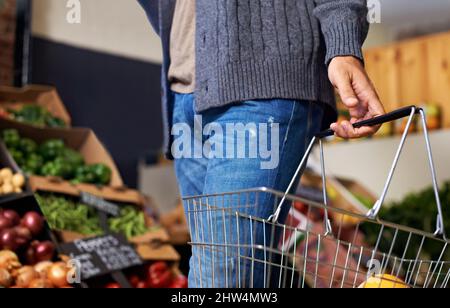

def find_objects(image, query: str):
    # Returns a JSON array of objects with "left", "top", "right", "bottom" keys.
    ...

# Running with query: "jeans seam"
[
  {"left": 269, "top": 102, "right": 297, "bottom": 191},
  {"left": 304, "top": 101, "right": 313, "bottom": 153}
]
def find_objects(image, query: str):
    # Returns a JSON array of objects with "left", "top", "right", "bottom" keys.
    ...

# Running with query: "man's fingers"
[{"left": 331, "top": 121, "right": 378, "bottom": 139}]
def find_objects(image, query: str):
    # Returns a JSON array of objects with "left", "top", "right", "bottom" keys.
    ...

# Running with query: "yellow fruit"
[
  {"left": 359, "top": 274, "right": 409, "bottom": 289},
  {"left": 334, "top": 213, "right": 361, "bottom": 227}
]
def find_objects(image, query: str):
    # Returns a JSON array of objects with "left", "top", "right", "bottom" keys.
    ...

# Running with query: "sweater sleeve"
[
  {"left": 137, "top": 0, "right": 160, "bottom": 36},
  {"left": 313, "top": 0, "right": 369, "bottom": 64}
]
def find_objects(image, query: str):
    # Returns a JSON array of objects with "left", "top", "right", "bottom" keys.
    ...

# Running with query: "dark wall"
[{"left": 31, "top": 36, "right": 163, "bottom": 188}]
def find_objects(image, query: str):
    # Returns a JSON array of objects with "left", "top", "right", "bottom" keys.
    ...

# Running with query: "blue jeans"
[{"left": 172, "top": 92, "right": 323, "bottom": 288}]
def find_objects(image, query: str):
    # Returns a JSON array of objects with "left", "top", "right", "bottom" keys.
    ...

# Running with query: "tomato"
[
  {"left": 168, "top": 275, "right": 188, "bottom": 289},
  {"left": 136, "top": 281, "right": 148, "bottom": 289},
  {"left": 128, "top": 275, "right": 140, "bottom": 288},
  {"left": 105, "top": 282, "right": 121, "bottom": 289},
  {"left": 147, "top": 262, "right": 173, "bottom": 288},
  {"left": 293, "top": 201, "right": 308, "bottom": 215}
]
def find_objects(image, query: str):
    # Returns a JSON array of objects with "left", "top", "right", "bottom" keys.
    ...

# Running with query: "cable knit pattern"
[
  {"left": 138, "top": 0, "right": 369, "bottom": 156},
  {"left": 194, "top": 0, "right": 368, "bottom": 113}
]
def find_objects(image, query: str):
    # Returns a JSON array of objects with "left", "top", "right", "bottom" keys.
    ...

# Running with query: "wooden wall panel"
[
  {"left": 425, "top": 32, "right": 450, "bottom": 128},
  {"left": 364, "top": 31, "right": 450, "bottom": 128},
  {"left": 364, "top": 46, "right": 400, "bottom": 112},
  {"left": 397, "top": 39, "right": 429, "bottom": 104}
]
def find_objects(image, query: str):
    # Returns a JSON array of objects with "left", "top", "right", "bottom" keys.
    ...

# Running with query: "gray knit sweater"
[{"left": 138, "top": 0, "right": 369, "bottom": 156}]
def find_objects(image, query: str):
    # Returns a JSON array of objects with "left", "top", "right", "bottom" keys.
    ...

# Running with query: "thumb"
[{"left": 334, "top": 74, "right": 359, "bottom": 108}]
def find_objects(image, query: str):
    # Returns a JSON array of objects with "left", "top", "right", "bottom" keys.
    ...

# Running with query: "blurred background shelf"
[{"left": 314, "top": 129, "right": 450, "bottom": 203}]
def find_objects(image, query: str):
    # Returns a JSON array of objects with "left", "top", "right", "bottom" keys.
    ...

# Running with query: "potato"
[
  {"left": 0, "top": 168, "right": 13, "bottom": 180},
  {"left": 12, "top": 173, "right": 25, "bottom": 188},
  {"left": 14, "top": 187, "right": 23, "bottom": 194},
  {"left": 2, "top": 183, "right": 14, "bottom": 195}
]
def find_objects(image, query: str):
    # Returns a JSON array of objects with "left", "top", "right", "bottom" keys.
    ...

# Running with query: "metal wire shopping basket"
[{"left": 184, "top": 106, "right": 450, "bottom": 288}]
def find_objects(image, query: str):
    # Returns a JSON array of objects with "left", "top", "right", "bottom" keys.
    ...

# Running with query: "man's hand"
[{"left": 328, "top": 56, "right": 385, "bottom": 139}]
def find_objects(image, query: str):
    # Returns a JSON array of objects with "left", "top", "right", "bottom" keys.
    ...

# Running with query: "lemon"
[
  {"left": 334, "top": 213, "right": 361, "bottom": 227},
  {"left": 359, "top": 274, "right": 409, "bottom": 288}
]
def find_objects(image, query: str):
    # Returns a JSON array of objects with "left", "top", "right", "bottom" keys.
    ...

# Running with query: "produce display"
[
  {"left": 0, "top": 168, "right": 26, "bottom": 196},
  {"left": 103, "top": 261, "right": 188, "bottom": 289},
  {"left": 0, "top": 104, "right": 67, "bottom": 128},
  {"left": 36, "top": 193, "right": 149, "bottom": 239},
  {"left": 2, "top": 129, "right": 112, "bottom": 185},
  {"left": 0, "top": 209, "right": 51, "bottom": 259},
  {"left": 0, "top": 251, "right": 73, "bottom": 288},
  {"left": 0, "top": 207, "right": 73, "bottom": 288}
]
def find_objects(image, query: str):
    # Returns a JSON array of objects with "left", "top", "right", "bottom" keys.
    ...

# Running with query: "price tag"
[
  {"left": 60, "top": 234, "right": 143, "bottom": 280},
  {"left": 80, "top": 192, "right": 120, "bottom": 217}
]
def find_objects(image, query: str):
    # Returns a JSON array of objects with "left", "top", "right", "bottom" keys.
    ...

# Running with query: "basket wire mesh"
[{"left": 185, "top": 106, "right": 449, "bottom": 288}]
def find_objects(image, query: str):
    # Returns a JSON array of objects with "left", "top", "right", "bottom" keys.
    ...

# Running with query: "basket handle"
[
  {"left": 315, "top": 105, "right": 421, "bottom": 139},
  {"left": 268, "top": 106, "right": 446, "bottom": 239}
]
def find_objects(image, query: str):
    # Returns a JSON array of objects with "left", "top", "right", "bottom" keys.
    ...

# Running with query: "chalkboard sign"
[
  {"left": 60, "top": 234, "right": 143, "bottom": 280},
  {"left": 80, "top": 192, "right": 120, "bottom": 217}
]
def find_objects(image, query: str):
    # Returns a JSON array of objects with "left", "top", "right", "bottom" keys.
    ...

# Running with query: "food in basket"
[
  {"left": 359, "top": 274, "right": 409, "bottom": 288},
  {"left": 0, "top": 168, "right": 25, "bottom": 195},
  {"left": 2, "top": 129, "right": 112, "bottom": 185}
]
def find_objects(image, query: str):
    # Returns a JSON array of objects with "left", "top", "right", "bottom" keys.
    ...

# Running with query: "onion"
[
  {"left": 2, "top": 210, "right": 20, "bottom": 226},
  {"left": 15, "top": 266, "right": 39, "bottom": 288},
  {"left": 47, "top": 262, "right": 70, "bottom": 288},
  {"left": 0, "top": 216, "right": 13, "bottom": 232},
  {"left": 14, "top": 226, "right": 32, "bottom": 244},
  {"left": 0, "top": 229, "right": 20, "bottom": 251},
  {"left": 21, "top": 212, "right": 44, "bottom": 236},
  {"left": 34, "top": 261, "right": 53, "bottom": 278},
  {"left": 34, "top": 241, "right": 55, "bottom": 262},
  {"left": 0, "top": 250, "right": 21, "bottom": 270},
  {"left": 25, "top": 245, "right": 37, "bottom": 265},
  {"left": 28, "top": 278, "right": 53, "bottom": 289},
  {"left": 0, "top": 268, "right": 12, "bottom": 288}
]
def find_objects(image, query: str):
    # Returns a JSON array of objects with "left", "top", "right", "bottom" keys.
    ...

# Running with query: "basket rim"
[{"left": 183, "top": 186, "right": 450, "bottom": 245}]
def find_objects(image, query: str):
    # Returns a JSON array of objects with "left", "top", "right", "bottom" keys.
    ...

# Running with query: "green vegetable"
[
  {"left": 2, "top": 130, "right": 113, "bottom": 185},
  {"left": 108, "top": 206, "right": 148, "bottom": 239},
  {"left": 90, "top": 163, "right": 112, "bottom": 185},
  {"left": 41, "top": 159, "right": 74, "bottom": 179},
  {"left": 24, "top": 153, "right": 44, "bottom": 174},
  {"left": 9, "top": 149, "right": 24, "bottom": 166},
  {"left": 59, "top": 148, "right": 85, "bottom": 168},
  {"left": 45, "top": 117, "right": 67, "bottom": 128},
  {"left": 39, "top": 139, "right": 65, "bottom": 161},
  {"left": 2, "top": 129, "right": 20, "bottom": 149},
  {"left": 36, "top": 193, "right": 149, "bottom": 239},
  {"left": 73, "top": 165, "right": 96, "bottom": 184},
  {"left": 36, "top": 193, "right": 103, "bottom": 236},
  {"left": 8, "top": 104, "right": 67, "bottom": 128},
  {"left": 19, "top": 138, "right": 38, "bottom": 154},
  {"left": 362, "top": 182, "right": 450, "bottom": 261}
]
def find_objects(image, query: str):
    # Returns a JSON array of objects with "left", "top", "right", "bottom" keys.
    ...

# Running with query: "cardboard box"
[
  {"left": 160, "top": 203, "right": 190, "bottom": 245},
  {"left": 300, "top": 172, "right": 376, "bottom": 212},
  {"left": 33, "top": 188, "right": 177, "bottom": 261},
  {"left": 0, "top": 121, "right": 123, "bottom": 186},
  {"left": 29, "top": 176, "right": 142, "bottom": 205},
  {"left": 0, "top": 85, "right": 71, "bottom": 126}
]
